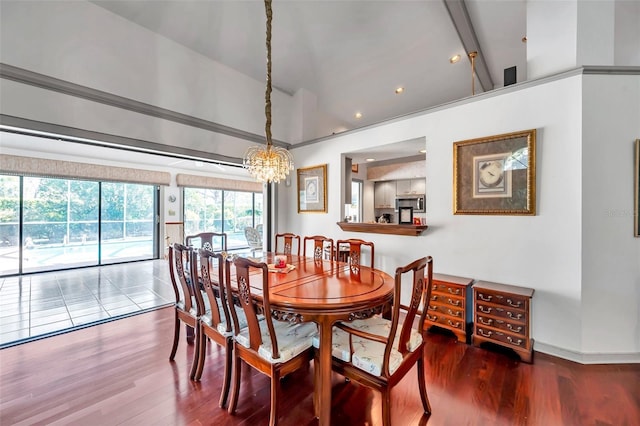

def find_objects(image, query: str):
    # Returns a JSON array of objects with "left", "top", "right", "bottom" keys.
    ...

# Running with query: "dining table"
[{"left": 228, "top": 252, "right": 395, "bottom": 426}]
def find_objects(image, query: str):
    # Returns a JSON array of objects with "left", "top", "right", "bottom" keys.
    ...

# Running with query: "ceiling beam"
[{"left": 444, "top": 0, "right": 494, "bottom": 92}]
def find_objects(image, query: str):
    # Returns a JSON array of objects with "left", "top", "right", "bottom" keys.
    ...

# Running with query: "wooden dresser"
[
  {"left": 472, "top": 281, "right": 534, "bottom": 363},
  {"left": 424, "top": 273, "right": 474, "bottom": 343}
]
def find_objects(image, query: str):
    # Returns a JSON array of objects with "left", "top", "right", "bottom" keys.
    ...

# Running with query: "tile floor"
[{"left": 0, "top": 259, "right": 174, "bottom": 349}]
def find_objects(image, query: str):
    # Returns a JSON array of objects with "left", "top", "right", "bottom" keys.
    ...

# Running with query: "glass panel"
[
  {"left": 101, "top": 183, "right": 155, "bottom": 264},
  {"left": 183, "top": 188, "right": 223, "bottom": 236},
  {"left": 23, "top": 177, "right": 99, "bottom": 273},
  {"left": 225, "top": 191, "right": 254, "bottom": 249},
  {"left": 0, "top": 175, "right": 20, "bottom": 275},
  {"left": 254, "top": 192, "right": 263, "bottom": 226},
  {"left": 345, "top": 180, "right": 362, "bottom": 223}
]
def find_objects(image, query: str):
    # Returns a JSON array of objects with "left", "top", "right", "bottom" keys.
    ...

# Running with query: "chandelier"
[{"left": 243, "top": 0, "right": 294, "bottom": 183}]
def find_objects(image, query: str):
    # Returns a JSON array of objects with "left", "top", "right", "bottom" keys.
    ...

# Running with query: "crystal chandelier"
[{"left": 243, "top": 0, "right": 294, "bottom": 183}]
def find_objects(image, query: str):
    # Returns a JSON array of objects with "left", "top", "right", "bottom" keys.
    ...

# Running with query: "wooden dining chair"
[
  {"left": 328, "top": 256, "right": 434, "bottom": 425},
  {"left": 186, "top": 231, "right": 228, "bottom": 253},
  {"left": 274, "top": 232, "right": 300, "bottom": 256},
  {"left": 167, "top": 243, "right": 202, "bottom": 375},
  {"left": 191, "top": 249, "right": 236, "bottom": 406},
  {"left": 335, "top": 238, "right": 375, "bottom": 270},
  {"left": 303, "top": 235, "right": 334, "bottom": 260},
  {"left": 226, "top": 257, "right": 317, "bottom": 426}
]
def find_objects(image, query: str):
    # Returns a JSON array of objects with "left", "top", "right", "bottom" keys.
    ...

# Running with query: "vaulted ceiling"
[{"left": 91, "top": 0, "right": 527, "bottom": 143}]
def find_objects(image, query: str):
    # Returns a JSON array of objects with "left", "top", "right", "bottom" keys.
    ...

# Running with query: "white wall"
[
  {"left": 285, "top": 73, "right": 640, "bottom": 361},
  {"left": 0, "top": 0, "right": 295, "bottom": 151},
  {"left": 581, "top": 74, "right": 640, "bottom": 358}
]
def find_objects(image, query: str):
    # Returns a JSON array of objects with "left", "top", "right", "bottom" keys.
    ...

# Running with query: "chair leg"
[
  {"left": 381, "top": 388, "right": 392, "bottom": 426},
  {"left": 190, "top": 323, "right": 201, "bottom": 380},
  {"left": 227, "top": 351, "right": 242, "bottom": 415},
  {"left": 269, "top": 369, "right": 280, "bottom": 426},
  {"left": 417, "top": 356, "right": 432, "bottom": 414},
  {"left": 193, "top": 326, "right": 206, "bottom": 381},
  {"left": 218, "top": 340, "right": 233, "bottom": 408},
  {"left": 169, "top": 312, "right": 180, "bottom": 361}
]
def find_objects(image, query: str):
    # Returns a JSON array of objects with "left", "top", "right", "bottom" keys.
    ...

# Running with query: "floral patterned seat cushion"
[
  {"left": 333, "top": 316, "right": 423, "bottom": 376},
  {"left": 311, "top": 327, "right": 353, "bottom": 362},
  {"left": 235, "top": 321, "right": 317, "bottom": 363},
  {"left": 200, "top": 297, "right": 250, "bottom": 337}
]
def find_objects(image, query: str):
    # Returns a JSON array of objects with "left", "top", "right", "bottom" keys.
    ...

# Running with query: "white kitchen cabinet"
[
  {"left": 374, "top": 181, "right": 395, "bottom": 208},
  {"left": 396, "top": 178, "right": 425, "bottom": 195}
]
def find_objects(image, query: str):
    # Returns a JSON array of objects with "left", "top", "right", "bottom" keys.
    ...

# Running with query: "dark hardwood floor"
[{"left": 1, "top": 307, "right": 638, "bottom": 426}]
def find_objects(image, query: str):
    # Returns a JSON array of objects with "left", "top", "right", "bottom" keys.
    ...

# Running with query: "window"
[
  {"left": 345, "top": 179, "right": 363, "bottom": 223},
  {"left": 0, "top": 175, "right": 158, "bottom": 276},
  {"left": 183, "top": 188, "right": 262, "bottom": 250}
]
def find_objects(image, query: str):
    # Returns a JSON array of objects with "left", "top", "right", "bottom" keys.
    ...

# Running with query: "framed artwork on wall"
[
  {"left": 297, "top": 164, "right": 327, "bottom": 213},
  {"left": 398, "top": 206, "right": 414, "bottom": 224},
  {"left": 453, "top": 129, "right": 537, "bottom": 215},
  {"left": 635, "top": 139, "right": 639, "bottom": 237}
]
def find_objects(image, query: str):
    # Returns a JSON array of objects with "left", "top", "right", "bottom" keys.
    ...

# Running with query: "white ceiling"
[
  {"left": 90, "top": 0, "right": 527, "bottom": 141},
  {"left": 2, "top": 1, "right": 527, "bottom": 169}
]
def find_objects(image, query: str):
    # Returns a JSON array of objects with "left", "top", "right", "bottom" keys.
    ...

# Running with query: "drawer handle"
[
  {"left": 507, "top": 336, "right": 523, "bottom": 346},
  {"left": 448, "top": 288, "right": 461, "bottom": 295},
  {"left": 507, "top": 324, "right": 523, "bottom": 333},
  {"left": 447, "top": 309, "right": 462, "bottom": 317},
  {"left": 478, "top": 293, "right": 492, "bottom": 301},
  {"left": 478, "top": 328, "right": 492, "bottom": 337},
  {"left": 447, "top": 298, "right": 461, "bottom": 306},
  {"left": 478, "top": 317, "right": 493, "bottom": 326},
  {"left": 507, "top": 299, "right": 522, "bottom": 308},
  {"left": 431, "top": 295, "right": 437, "bottom": 301},
  {"left": 426, "top": 313, "right": 438, "bottom": 321},
  {"left": 428, "top": 305, "right": 437, "bottom": 311},
  {"left": 447, "top": 320, "right": 461, "bottom": 328},
  {"left": 478, "top": 305, "right": 492, "bottom": 314},
  {"left": 507, "top": 312, "right": 523, "bottom": 320}
]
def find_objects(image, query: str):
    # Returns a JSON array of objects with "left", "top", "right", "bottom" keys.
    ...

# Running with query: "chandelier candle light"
[{"left": 243, "top": 0, "right": 294, "bottom": 183}]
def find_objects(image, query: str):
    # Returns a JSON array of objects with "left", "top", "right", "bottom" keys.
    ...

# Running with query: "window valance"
[
  {"left": 176, "top": 173, "right": 262, "bottom": 192},
  {"left": 0, "top": 154, "right": 171, "bottom": 186}
]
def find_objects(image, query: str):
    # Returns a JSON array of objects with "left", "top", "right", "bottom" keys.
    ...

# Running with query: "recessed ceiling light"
[
  {"left": 354, "top": 112, "right": 363, "bottom": 119},
  {"left": 365, "top": 158, "right": 375, "bottom": 162},
  {"left": 449, "top": 54, "right": 461, "bottom": 64},
  {"left": 419, "top": 149, "right": 426, "bottom": 154},
  {"left": 395, "top": 87, "right": 404, "bottom": 94}
]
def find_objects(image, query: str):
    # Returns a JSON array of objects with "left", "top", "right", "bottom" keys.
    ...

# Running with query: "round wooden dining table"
[{"left": 242, "top": 252, "right": 395, "bottom": 426}]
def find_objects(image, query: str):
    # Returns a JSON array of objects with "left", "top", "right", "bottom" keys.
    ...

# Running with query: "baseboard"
[{"left": 534, "top": 341, "right": 640, "bottom": 364}]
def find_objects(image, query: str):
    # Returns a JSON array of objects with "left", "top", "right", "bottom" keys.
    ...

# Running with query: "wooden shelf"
[{"left": 336, "top": 222, "right": 428, "bottom": 236}]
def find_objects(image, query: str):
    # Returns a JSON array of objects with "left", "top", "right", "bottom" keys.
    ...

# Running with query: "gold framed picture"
[
  {"left": 635, "top": 139, "right": 639, "bottom": 237},
  {"left": 297, "top": 164, "right": 327, "bottom": 213},
  {"left": 454, "top": 129, "right": 536, "bottom": 215}
]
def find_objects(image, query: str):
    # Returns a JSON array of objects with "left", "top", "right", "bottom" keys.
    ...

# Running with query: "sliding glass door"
[
  {"left": 0, "top": 175, "right": 158, "bottom": 276},
  {"left": 0, "top": 176, "right": 20, "bottom": 276}
]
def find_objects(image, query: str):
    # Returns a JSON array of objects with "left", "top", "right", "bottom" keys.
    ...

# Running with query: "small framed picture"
[
  {"left": 297, "top": 164, "right": 327, "bottom": 213},
  {"left": 398, "top": 206, "right": 414, "bottom": 224}
]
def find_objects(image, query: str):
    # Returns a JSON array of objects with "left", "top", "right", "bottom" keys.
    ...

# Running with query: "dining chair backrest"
[
  {"left": 392, "top": 256, "right": 432, "bottom": 353},
  {"left": 303, "top": 235, "right": 334, "bottom": 260},
  {"left": 274, "top": 232, "right": 300, "bottom": 256},
  {"left": 227, "top": 257, "right": 279, "bottom": 356},
  {"left": 186, "top": 232, "right": 228, "bottom": 253},
  {"left": 168, "top": 242, "right": 198, "bottom": 315},
  {"left": 196, "top": 248, "right": 232, "bottom": 334},
  {"left": 336, "top": 238, "right": 375, "bottom": 269}
]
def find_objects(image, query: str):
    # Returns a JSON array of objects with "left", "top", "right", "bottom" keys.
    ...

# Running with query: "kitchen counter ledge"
[{"left": 337, "top": 222, "right": 428, "bottom": 236}]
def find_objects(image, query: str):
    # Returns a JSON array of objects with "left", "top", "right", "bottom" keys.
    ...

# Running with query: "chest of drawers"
[
  {"left": 424, "top": 273, "right": 474, "bottom": 343},
  {"left": 472, "top": 281, "right": 534, "bottom": 363}
]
